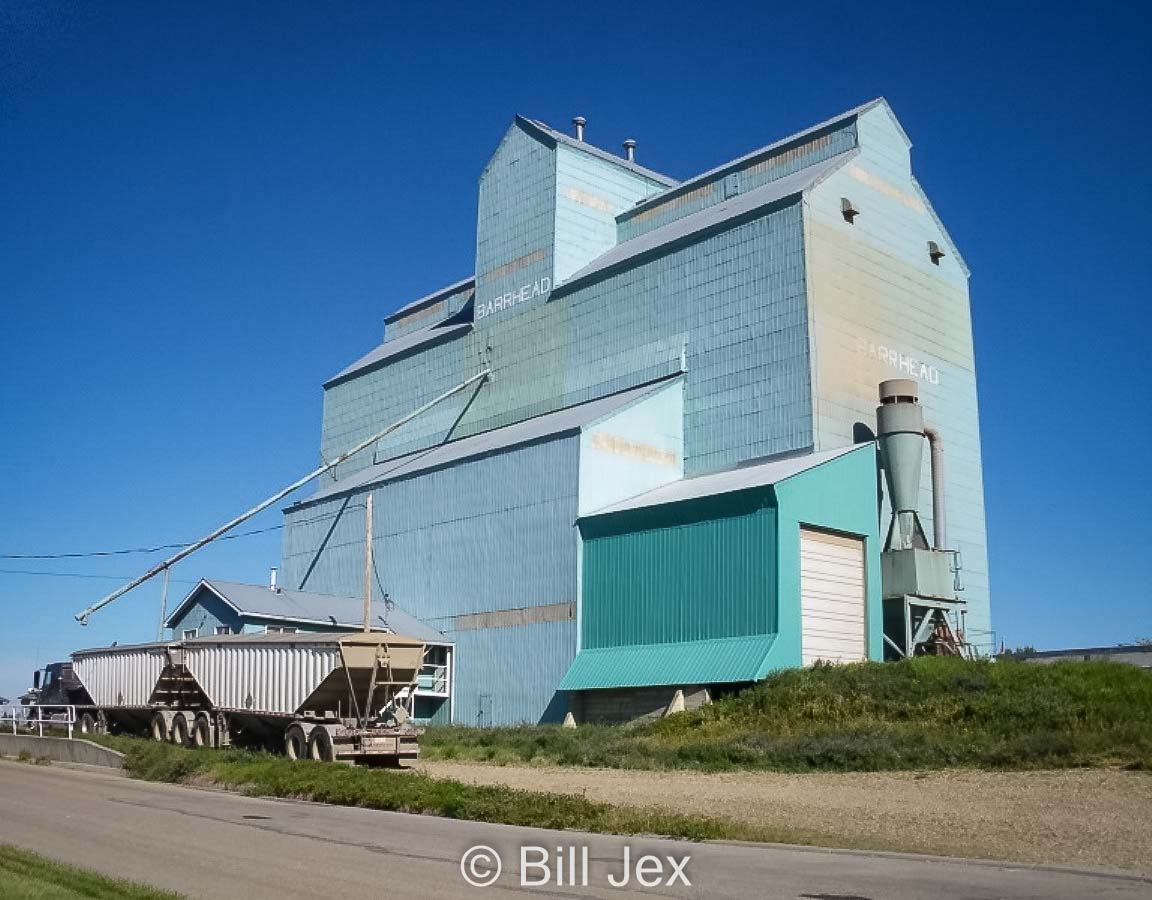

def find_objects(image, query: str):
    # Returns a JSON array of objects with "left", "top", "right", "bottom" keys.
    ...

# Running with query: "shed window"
[
  {"left": 182, "top": 629, "right": 198, "bottom": 639},
  {"left": 215, "top": 626, "right": 231, "bottom": 635},
  {"left": 265, "top": 626, "right": 297, "bottom": 634}
]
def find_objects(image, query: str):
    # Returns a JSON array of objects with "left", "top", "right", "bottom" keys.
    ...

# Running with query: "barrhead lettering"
[{"left": 476, "top": 276, "right": 552, "bottom": 319}]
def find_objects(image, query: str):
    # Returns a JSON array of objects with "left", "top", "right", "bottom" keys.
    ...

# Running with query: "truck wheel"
[
  {"left": 308, "top": 727, "right": 335, "bottom": 763},
  {"left": 77, "top": 712, "right": 97, "bottom": 735},
  {"left": 171, "top": 713, "right": 191, "bottom": 746},
  {"left": 284, "top": 724, "right": 308, "bottom": 760},
  {"left": 192, "top": 714, "right": 213, "bottom": 748},
  {"left": 150, "top": 712, "right": 170, "bottom": 743}
]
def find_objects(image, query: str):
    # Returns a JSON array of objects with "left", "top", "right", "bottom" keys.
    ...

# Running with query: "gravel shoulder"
[{"left": 419, "top": 761, "right": 1152, "bottom": 874}]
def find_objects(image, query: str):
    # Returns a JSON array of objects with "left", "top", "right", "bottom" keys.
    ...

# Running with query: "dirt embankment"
[{"left": 419, "top": 761, "right": 1152, "bottom": 875}]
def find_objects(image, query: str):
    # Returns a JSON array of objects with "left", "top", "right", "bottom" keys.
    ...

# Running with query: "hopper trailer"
[{"left": 69, "top": 631, "right": 427, "bottom": 764}]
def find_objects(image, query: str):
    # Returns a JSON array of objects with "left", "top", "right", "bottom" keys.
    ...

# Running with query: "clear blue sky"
[{"left": 2, "top": 2, "right": 1149, "bottom": 701}]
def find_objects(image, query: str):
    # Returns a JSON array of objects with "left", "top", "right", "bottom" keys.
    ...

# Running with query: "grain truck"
[{"left": 68, "top": 631, "right": 426, "bottom": 764}]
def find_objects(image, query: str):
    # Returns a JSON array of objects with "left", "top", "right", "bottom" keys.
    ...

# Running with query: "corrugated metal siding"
[
  {"left": 282, "top": 434, "right": 580, "bottom": 623},
  {"left": 579, "top": 491, "right": 777, "bottom": 648},
  {"left": 317, "top": 200, "right": 811, "bottom": 482},
  {"left": 181, "top": 642, "right": 339, "bottom": 715},
  {"left": 72, "top": 647, "right": 169, "bottom": 708},
  {"left": 445, "top": 618, "right": 577, "bottom": 725}
]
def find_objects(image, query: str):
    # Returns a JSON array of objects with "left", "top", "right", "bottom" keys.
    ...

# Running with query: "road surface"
[{"left": 0, "top": 761, "right": 1147, "bottom": 899}]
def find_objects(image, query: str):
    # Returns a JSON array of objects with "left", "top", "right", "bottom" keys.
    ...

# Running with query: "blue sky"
[{"left": 1, "top": 2, "right": 1149, "bottom": 700}]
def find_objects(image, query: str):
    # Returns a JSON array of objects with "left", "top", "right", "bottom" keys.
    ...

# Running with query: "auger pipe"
[{"left": 74, "top": 370, "right": 491, "bottom": 624}]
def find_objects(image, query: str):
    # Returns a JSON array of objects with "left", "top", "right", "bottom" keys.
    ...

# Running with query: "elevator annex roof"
[
  {"left": 297, "top": 378, "right": 679, "bottom": 508},
  {"left": 585, "top": 444, "right": 865, "bottom": 517}
]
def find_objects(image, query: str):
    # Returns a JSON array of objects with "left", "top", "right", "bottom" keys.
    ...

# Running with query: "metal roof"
[
  {"left": 585, "top": 444, "right": 866, "bottom": 517},
  {"left": 325, "top": 321, "right": 472, "bottom": 387},
  {"left": 384, "top": 276, "right": 475, "bottom": 324},
  {"left": 558, "top": 634, "right": 777, "bottom": 690},
  {"left": 618, "top": 98, "right": 891, "bottom": 222},
  {"left": 516, "top": 116, "right": 679, "bottom": 187},
  {"left": 560, "top": 151, "right": 855, "bottom": 289},
  {"left": 299, "top": 378, "right": 678, "bottom": 507},
  {"left": 164, "top": 579, "right": 449, "bottom": 644}
]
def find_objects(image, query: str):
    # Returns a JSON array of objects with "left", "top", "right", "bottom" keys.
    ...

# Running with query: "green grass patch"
[
  {"left": 421, "top": 657, "right": 1152, "bottom": 772},
  {"left": 0, "top": 845, "right": 181, "bottom": 899},
  {"left": 87, "top": 735, "right": 789, "bottom": 842}
]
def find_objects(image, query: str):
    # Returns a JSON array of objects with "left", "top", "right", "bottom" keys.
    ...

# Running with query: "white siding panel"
[{"left": 800, "top": 528, "right": 865, "bottom": 665}]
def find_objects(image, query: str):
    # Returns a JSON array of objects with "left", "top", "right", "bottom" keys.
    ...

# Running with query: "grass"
[
  {"left": 88, "top": 735, "right": 788, "bottom": 842},
  {"left": 420, "top": 657, "right": 1152, "bottom": 772},
  {"left": 0, "top": 845, "right": 181, "bottom": 899},
  {"left": 76, "top": 658, "right": 1149, "bottom": 845}
]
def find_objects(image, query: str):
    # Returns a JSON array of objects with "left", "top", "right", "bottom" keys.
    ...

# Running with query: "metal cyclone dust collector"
[
  {"left": 875, "top": 379, "right": 969, "bottom": 658},
  {"left": 877, "top": 379, "right": 931, "bottom": 551}
]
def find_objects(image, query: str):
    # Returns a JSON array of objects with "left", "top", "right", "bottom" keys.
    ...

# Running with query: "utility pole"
[
  {"left": 155, "top": 566, "right": 171, "bottom": 641},
  {"left": 362, "top": 492, "right": 374, "bottom": 632}
]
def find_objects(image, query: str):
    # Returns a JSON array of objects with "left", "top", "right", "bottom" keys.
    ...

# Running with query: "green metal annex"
[{"left": 561, "top": 444, "right": 882, "bottom": 721}]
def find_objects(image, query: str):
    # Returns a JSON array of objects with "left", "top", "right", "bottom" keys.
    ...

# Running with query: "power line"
[
  {"left": 0, "top": 524, "right": 285, "bottom": 560},
  {"left": 0, "top": 568, "right": 201, "bottom": 585}
]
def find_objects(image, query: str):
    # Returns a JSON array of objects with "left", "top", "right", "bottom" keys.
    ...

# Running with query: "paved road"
[{"left": 0, "top": 762, "right": 1148, "bottom": 900}]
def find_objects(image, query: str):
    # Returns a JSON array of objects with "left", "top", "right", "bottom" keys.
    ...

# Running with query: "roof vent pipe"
[
  {"left": 623, "top": 138, "right": 636, "bottom": 162},
  {"left": 269, "top": 567, "right": 278, "bottom": 592},
  {"left": 572, "top": 116, "right": 586, "bottom": 141}
]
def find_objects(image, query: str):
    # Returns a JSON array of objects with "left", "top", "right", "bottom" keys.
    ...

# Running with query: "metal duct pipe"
[
  {"left": 572, "top": 116, "right": 586, "bottom": 141},
  {"left": 622, "top": 138, "right": 636, "bottom": 162},
  {"left": 923, "top": 425, "right": 946, "bottom": 550}
]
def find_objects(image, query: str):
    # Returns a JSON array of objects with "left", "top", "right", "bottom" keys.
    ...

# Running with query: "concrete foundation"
[
  {"left": 571, "top": 685, "right": 711, "bottom": 724},
  {"left": 0, "top": 734, "right": 125, "bottom": 769}
]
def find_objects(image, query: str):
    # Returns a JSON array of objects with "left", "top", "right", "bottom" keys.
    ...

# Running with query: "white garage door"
[{"left": 800, "top": 528, "right": 866, "bottom": 665}]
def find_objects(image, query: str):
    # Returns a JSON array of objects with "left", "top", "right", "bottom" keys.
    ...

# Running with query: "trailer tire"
[
  {"left": 284, "top": 724, "right": 308, "bottom": 760},
  {"left": 171, "top": 712, "right": 191, "bottom": 746},
  {"left": 192, "top": 713, "right": 213, "bottom": 748},
  {"left": 150, "top": 711, "right": 170, "bottom": 743},
  {"left": 77, "top": 712, "right": 98, "bottom": 735},
  {"left": 308, "top": 727, "right": 335, "bottom": 763}
]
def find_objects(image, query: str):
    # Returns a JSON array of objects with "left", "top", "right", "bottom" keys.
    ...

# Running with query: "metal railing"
[
  {"left": 2, "top": 705, "right": 78, "bottom": 739},
  {"left": 417, "top": 664, "right": 449, "bottom": 696}
]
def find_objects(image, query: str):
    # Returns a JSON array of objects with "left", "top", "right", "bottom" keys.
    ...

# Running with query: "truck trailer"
[{"left": 67, "top": 631, "right": 426, "bottom": 764}]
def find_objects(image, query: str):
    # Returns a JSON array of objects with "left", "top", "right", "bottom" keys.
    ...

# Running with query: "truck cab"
[{"left": 23, "top": 662, "right": 91, "bottom": 709}]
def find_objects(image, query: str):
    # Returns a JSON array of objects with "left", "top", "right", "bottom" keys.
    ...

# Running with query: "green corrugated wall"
[{"left": 578, "top": 491, "right": 777, "bottom": 649}]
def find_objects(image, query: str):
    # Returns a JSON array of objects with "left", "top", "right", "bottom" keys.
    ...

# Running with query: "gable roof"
[
  {"left": 166, "top": 579, "right": 449, "bottom": 644},
  {"left": 384, "top": 276, "right": 475, "bottom": 325},
  {"left": 515, "top": 116, "right": 679, "bottom": 187},
  {"left": 584, "top": 444, "right": 867, "bottom": 517},
  {"left": 618, "top": 98, "right": 891, "bottom": 223},
  {"left": 325, "top": 321, "right": 473, "bottom": 387},
  {"left": 297, "top": 378, "right": 679, "bottom": 508},
  {"left": 559, "top": 150, "right": 855, "bottom": 290}
]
